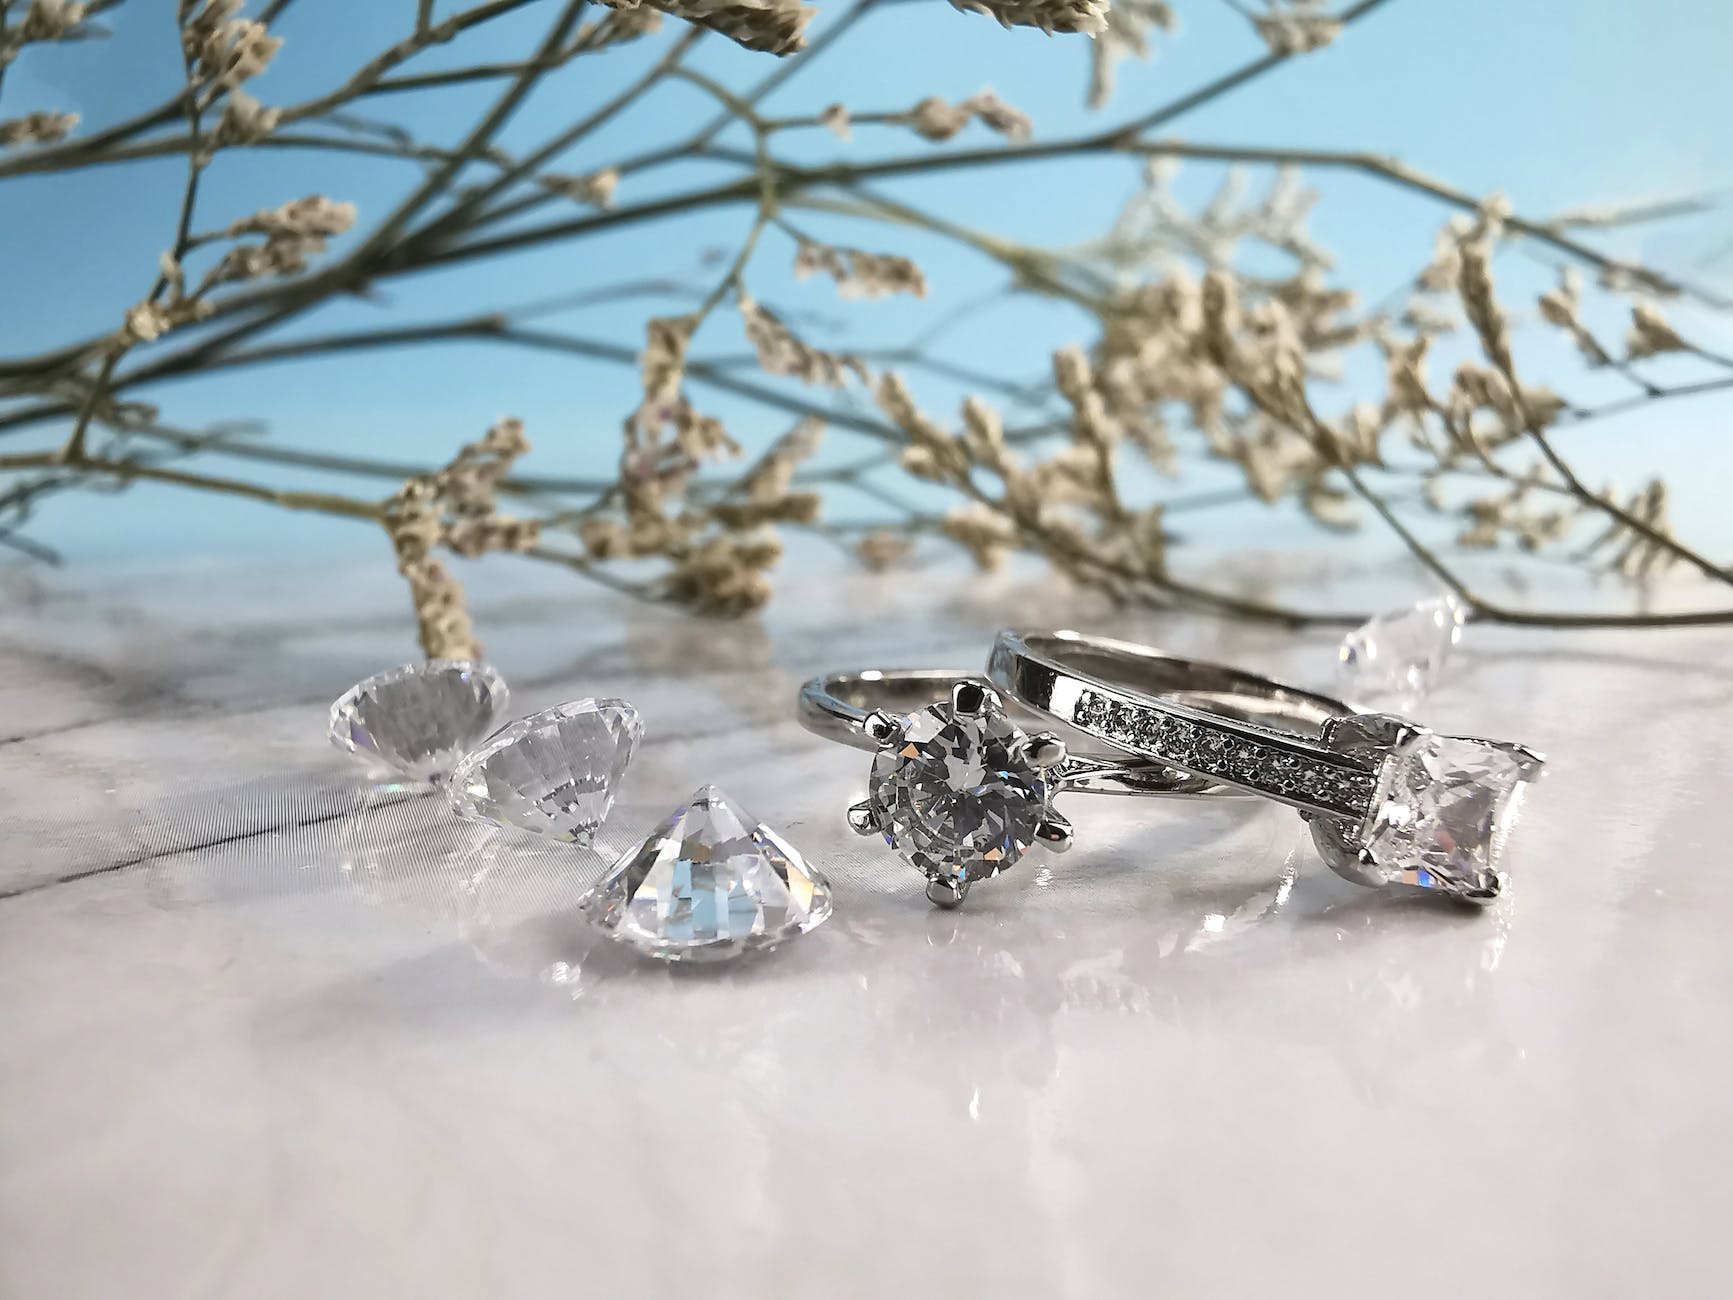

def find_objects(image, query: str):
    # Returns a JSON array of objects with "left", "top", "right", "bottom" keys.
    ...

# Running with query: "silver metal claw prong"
[
  {"left": 949, "top": 679, "right": 998, "bottom": 717},
  {"left": 925, "top": 876, "right": 970, "bottom": 909},
  {"left": 1021, "top": 732, "right": 1068, "bottom": 769},
  {"left": 847, "top": 799, "right": 878, "bottom": 836},
  {"left": 862, "top": 709, "right": 904, "bottom": 748},
  {"left": 1035, "top": 813, "right": 1074, "bottom": 853}
]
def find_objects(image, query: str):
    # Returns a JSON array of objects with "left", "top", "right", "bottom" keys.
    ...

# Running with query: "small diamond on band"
[{"left": 1072, "top": 688, "right": 1376, "bottom": 821}]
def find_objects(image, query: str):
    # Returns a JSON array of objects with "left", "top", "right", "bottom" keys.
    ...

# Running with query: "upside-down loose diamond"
[
  {"left": 447, "top": 698, "right": 642, "bottom": 843},
  {"left": 868, "top": 693, "right": 1050, "bottom": 884},
  {"left": 1338, "top": 594, "right": 1466, "bottom": 705},
  {"left": 582, "top": 785, "right": 831, "bottom": 962},
  {"left": 329, "top": 660, "right": 508, "bottom": 783},
  {"left": 1362, "top": 732, "right": 1538, "bottom": 900}
]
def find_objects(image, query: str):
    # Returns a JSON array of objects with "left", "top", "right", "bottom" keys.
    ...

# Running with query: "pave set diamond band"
[{"left": 800, "top": 628, "right": 1544, "bottom": 910}]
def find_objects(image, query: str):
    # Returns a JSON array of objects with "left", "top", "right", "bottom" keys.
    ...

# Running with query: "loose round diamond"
[
  {"left": 868, "top": 694, "right": 1050, "bottom": 884},
  {"left": 447, "top": 698, "right": 642, "bottom": 843},
  {"left": 583, "top": 785, "right": 831, "bottom": 962},
  {"left": 329, "top": 659, "right": 507, "bottom": 783}
]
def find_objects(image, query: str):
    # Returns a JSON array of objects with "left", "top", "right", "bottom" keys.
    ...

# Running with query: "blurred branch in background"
[{"left": 1, "top": 0, "right": 1731, "bottom": 655}]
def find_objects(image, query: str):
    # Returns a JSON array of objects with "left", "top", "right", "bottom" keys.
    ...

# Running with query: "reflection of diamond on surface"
[
  {"left": 1363, "top": 733, "right": 1538, "bottom": 899},
  {"left": 447, "top": 698, "right": 642, "bottom": 843},
  {"left": 1338, "top": 594, "right": 1466, "bottom": 704},
  {"left": 582, "top": 785, "right": 831, "bottom": 962},
  {"left": 329, "top": 660, "right": 508, "bottom": 783},
  {"left": 868, "top": 693, "right": 1049, "bottom": 884}
]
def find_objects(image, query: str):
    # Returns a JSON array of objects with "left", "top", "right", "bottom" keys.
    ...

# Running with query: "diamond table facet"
[
  {"left": 447, "top": 698, "right": 642, "bottom": 843},
  {"left": 329, "top": 659, "right": 508, "bottom": 784},
  {"left": 582, "top": 785, "right": 831, "bottom": 962},
  {"left": 868, "top": 694, "right": 1050, "bottom": 885}
]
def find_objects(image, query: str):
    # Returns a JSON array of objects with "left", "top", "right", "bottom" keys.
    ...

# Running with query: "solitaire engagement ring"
[
  {"left": 988, "top": 629, "right": 1544, "bottom": 904},
  {"left": 797, "top": 666, "right": 1350, "bottom": 908}
]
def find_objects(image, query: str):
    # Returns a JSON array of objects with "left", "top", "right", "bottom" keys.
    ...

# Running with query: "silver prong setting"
[
  {"left": 949, "top": 679, "right": 998, "bottom": 717},
  {"left": 925, "top": 876, "right": 970, "bottom": 909},
  {"left": 1034, "top": 813, "right": 1074, "bottom": 853},
  {"left": 1020, "top": 732, "right": 1068, "bottom": 770},
  {"left": 862, "top": 709, "right": 904, "bottom": 748},
  {"left": 846, "top": 799, "right": 879, "bottom": 836}
]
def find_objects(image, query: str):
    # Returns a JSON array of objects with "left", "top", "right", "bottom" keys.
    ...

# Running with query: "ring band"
[
  {"left": 988, "top": 628, "right": 1545, "bottom": 904},
  {"left": 985, "top": 630, "right": 1372, "bottom": 820},
  {"left": 797, "top": 664, "right": 1377, "bottom": 908}
]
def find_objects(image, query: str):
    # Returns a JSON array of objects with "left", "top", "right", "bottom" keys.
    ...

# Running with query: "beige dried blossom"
[
  {"left": 793, "top": 240, "right": 927, "bottom": 300},
  {"left": 856, "top": 531, "right": 914, "bottom": 572},
  {"left": 579, "top": 2, "right": 664, "bottom": 46},
  {"left": 0, "top": 110, "right": 78, "bottom": 147},
  {"left": 1535, "top": 266, "right": 1612, "bottom": 367},
  {"left": 1252, "top": 3, "right": 1342, "bottom": 56},
  {"left": 1625, "top": 304, "right": 1688, "bottom": 359},
  {"left": 1088, "top": 0, "right": 1177, "bottom": 109},
  {"left": 739, "top": 416, "right": 825, "bottom": 501},
  {"left": 17, "top": 0, "right": 85, "bottom": 42},
  {"left": 1456, "top": 234, "right": 1515, "bottom": 378},
  {"left": 182, "top": 1, "right": 283, "bottom": 90},
  {"left": 875, "top": 372, "right": 972, "bottom": 482},
  {"left": 605, "top": 0, "right": 814, "bottom": 55},
  {"left": 819, "top": 104, "right": 851, "bottom": 142},
  {"left": 213, "top": 90, "right": 280, "bottom": 146},
  {"left": 664, "top": 531, "right": 783, "bottom": 613},
  {"left": 903, "top": 89, "right": 1032, "bottom": 144},
  {"left": 540, "top": 167, "right": 619, "bottom": 209},
  {"left": 737, "top": 292, "right": 868, "bottom": 387},
  {"left": 942, "top": 502, "right": 1019, "bottom": 571},
  {"left": 382, "top": 419, "right": 542, "bottom": 656},
  {"left": 948, "top": 0, "right": 1109, "bottom": 36},
  {"left": 205, "top": 195, "right": 356, "bottom": 286}
]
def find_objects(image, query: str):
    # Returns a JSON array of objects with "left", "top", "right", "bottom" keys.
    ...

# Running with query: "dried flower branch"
[{"left": 2, "top": 0, "right": 1731, "bottom": 645}]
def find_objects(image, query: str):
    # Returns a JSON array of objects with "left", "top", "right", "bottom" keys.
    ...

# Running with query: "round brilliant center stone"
[{"left": 868, "top": 698, "right": 1050, "bottom": 883}]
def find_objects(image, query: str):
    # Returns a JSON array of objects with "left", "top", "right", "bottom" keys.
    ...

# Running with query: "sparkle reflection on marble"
[{"left": 1, "top": 555, "right": 1730, "bottom": 1299}]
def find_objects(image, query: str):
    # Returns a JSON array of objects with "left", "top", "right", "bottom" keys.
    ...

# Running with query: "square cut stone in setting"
[{"left": 1362, "top": 732, "right": 1535, "bottom": 898}]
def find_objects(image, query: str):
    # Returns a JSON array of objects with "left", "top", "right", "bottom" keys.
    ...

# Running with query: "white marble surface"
[{"left": 2, "top": 554, "right": 1730, "bottom": 1300}]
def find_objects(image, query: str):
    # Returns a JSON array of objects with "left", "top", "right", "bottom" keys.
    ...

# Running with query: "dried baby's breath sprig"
[
  {"left": 202, "top": 195, "right": 357, "bottom": 287},
  {"left": 876, "top": 372, "right": 973, "bottom": 483},
  {"left": 0, "top": 110, "right": 78, "bottom": 147},
  {"left": 942, "top": 502, "right": 1019, "bottom": 571},
  {"left": 539, "top": 167, "right": 619, "bottom": 209},
  {"left": 604, "top": 0, "right": 814, "bottom": 55},
  {"left": 1536, "top": 267, "right": 1612, "bottom": 367},
  {"left": 737, "top": 292, "right": 868, "bottom": 387},
  {"left": 382, "top": 419, "right": 542, "bottom": 657},
  {"left": 1252, "top": 2, "right": 1343, "bottom": 55},
  {"left": 856, "top": 531, "right": 914, "bottom": 571},
  {"left": 1624, "top": 304, "right": 1688, "bottom": 360},
  {"left": 739, "top": 416, "right": 825, "bottom": 501},
  {"left": 213, "top": 91, "right": 280, "bottom": 146},
  {"left": 947, "top": 0, "right": 1109, "bottom": 36},
  {"left": 663, "top": 530, "right": 783, "bottom": 613},
  {"left": 901, "top": 89, "right": 1032, "bottom": 144},
  {"left": 10, "top": 0, "right": 86, "bottom": 50},
  {"left": 793, "top": 240, "right": 928, "bottom": 300},
  {"left": 181, "top": 0, "right": 283, "bottom": 91},
  {"left": 1089, "top": 0, "right": 1177, "bottom": 109},
  {"left": 818, "top": 104, "right": 851, "bottom": 142}
]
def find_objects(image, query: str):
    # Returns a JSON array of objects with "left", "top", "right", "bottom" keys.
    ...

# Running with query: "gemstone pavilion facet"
[
  {"left": 582, "top": 785, "right": 832, "bottom": 962},
  {"left": 329, "top": 659, "right": 508, "bottom": 783},
  {"left": 868, "top": 693, "right": 1050, "bottom": 885},
  {"left": 446, "top": 698, "right": 642, "bottom": 843},
  {"left": 1360, "top": 732, "right": 1537, "bottom": 900}
]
